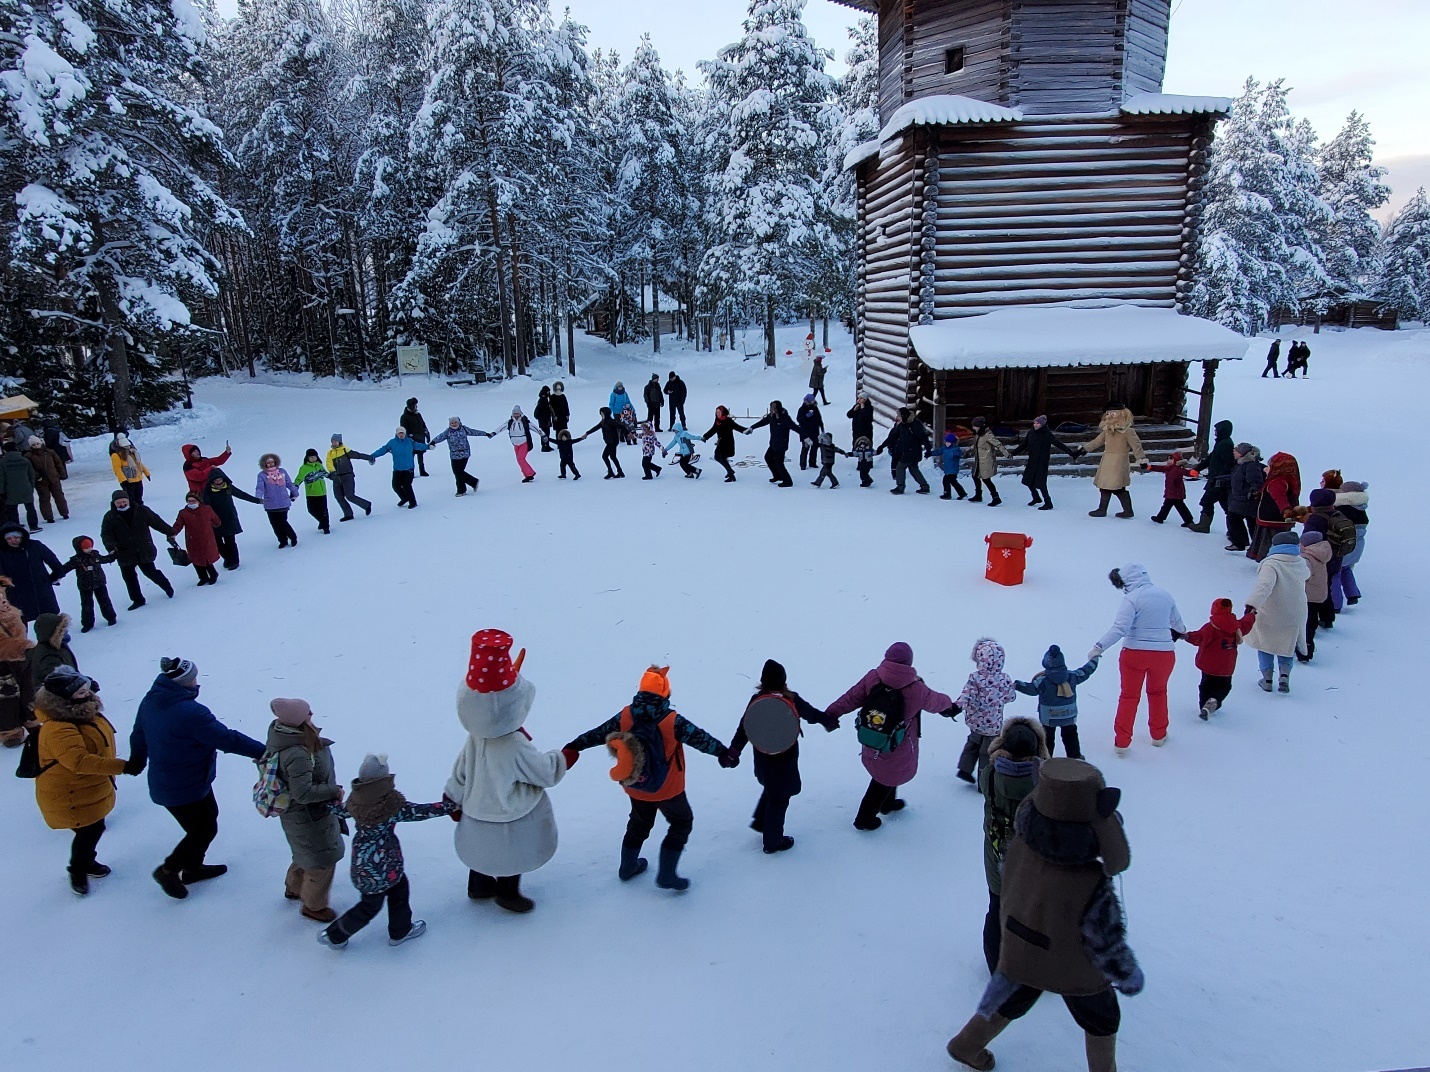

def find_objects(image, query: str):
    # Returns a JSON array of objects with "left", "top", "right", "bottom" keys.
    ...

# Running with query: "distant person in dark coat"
[
  {"left": 664, "top": 372, "right": 687, "bottom": 428},
  {"left": 583, "top": 407, "right": 625, "bottom": 479},
  {"left": 129, "top": 657, "right": 265, "bottom": 899},
  {"left": 809, "top": 354, "right": 829, "bottom": 405},
  {"left": 550, "top": 382, "right": 571, "bottom": 433},
  {"left": 878, "top": 408, "right": 932, "bottom": 495},
  {"left": 399, "top": 398, "right": 430, "bottom": 477},
  {"left": 795, "top": 395, "right": 824, "bottom": 470},
  {"left": 100, "top": 489, "right": 176, "bottom": 609},
  {"left": 1190, "top": 419, "right": 1236, "bottom": 534},
  {"left": 748, "top": 401, "right": 800, "bottom": 487},
  {"left": 534, "top": 387, "right": 555, "bottom": 450},
  {"left": 0, "top": 441, "right": 40, "bottom": 531},
  {"left": 52, "top": 536, "right": 118, "bottom": 631},
  {"left": 1225, "top": 444, "right": 1263, "bottom": 552},
  {"left": 0, "top": 524, "right": 62, "bottom": 622},
  {"left": 1011, "top": 416, "right": 1077, "bottom": 510},
  {"left": 847, "top": 394, "right": 874, "bottom": 446},
  {"left": 702, "top": 406, "right": 747, "bottom": 482},
  {"left": 643, "top": 375, "right": 665, "bottom": 431},
  {"left": 202, "top": 468, "right": 263, "bottom": 570},
  {"left": 1261, "top": 339, "right": 1281, "bottom": 378}
]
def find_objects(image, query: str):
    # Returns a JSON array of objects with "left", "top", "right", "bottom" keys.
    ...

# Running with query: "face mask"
[
  {"left": 116, "top": 503, "right": 130, "bottom": 511},
  {"left": 185, "top": 502, "right": 199, "bottom": 510}
]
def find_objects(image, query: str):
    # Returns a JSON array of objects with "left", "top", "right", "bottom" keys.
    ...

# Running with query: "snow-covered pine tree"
[
  {"left": 1377, "top": 188, "right": 1430, "bottom": 320},
  {"left": 1, "top": 0, "right": 241, "bottom": 427},
  {"left": 1316, "top": 111, "right": 1390, "bottom": 301},
  {"left": 1189, "top": 78, "right": 1330, "bottom": 334},
  {"left": 700, "top": 0, "right": 834, "bottom": 366}
]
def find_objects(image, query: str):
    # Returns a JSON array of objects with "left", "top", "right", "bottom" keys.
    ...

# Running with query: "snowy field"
[{"left": 5, "top": 323, "right": 1426, "bottom": 1072}]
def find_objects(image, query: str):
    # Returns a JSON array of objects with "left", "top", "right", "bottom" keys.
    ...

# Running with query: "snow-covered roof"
[
  {"left": 826, "top": 0, "right": 877, "bottom": 9},
  {"left": 877, "top": 95, "right": 1023, "bottom": 143},
  {"left": 1121, "top": 93, "right": 1233, "bottom": 117},
  {"left": 843, "top": 139, "right": 881, "bottom": 172},
  {"left": 908, "top": 304, "right": 1252, "bottom": 371}
]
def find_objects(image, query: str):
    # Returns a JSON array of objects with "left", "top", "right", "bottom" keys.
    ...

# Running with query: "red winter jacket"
[
  {"left": 182, "top": 444, "right": 232, "bottom": 496},
  {"left": 172, "top": 504, "right": 222, "bottom": 568},
  {"left": 1149, "top": 461, "right": 1196, "bottom": 501},
  {"left": 1183, "top": 600, "right": 1256, "bottom": 676}
]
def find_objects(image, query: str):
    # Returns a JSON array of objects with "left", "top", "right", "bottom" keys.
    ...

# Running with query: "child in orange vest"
[{"left": 563, "top": 666, "right": 733, "bottom": 890}]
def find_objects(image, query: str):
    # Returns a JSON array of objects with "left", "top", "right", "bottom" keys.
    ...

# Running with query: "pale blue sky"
[{"left": 213, "top": 0, "right": 1429, "bottom": 213}]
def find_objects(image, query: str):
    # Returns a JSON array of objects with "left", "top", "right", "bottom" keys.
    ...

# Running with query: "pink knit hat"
[{"left": 269, "top": 697, "right": 312, "bottom": 726}]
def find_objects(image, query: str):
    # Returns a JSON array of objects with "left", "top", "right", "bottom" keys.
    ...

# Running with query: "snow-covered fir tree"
[
  {"left": 700, "top": 0, "right": 834, "bottom": 365},
  {"left": 1315, "top": 111, "right": 1390, "bottom": 300},
  {"left": 1377, "top": 188, "right": 1430, "bottom": 320},
  {"left": 1189, "top": 78, "right": 1330, "bottom": 334},
  {"left": 0, "top": 0, "right": 241, "bottom": 428}
]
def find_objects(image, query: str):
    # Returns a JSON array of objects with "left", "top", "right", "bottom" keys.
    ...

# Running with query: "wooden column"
[{"left": 1195, "top": 359, "right": 1218, "bottom": 456}]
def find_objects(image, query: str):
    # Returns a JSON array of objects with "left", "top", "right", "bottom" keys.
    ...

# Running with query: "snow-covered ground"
[{"left": 5, "top": 323, "right": 1426, "bottom": 1072}]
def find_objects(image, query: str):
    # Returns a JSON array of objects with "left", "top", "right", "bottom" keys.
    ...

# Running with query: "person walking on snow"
[
  {"left": 878, "top": 407, "right": 932, "bottom": 495},
  {"left": 664, "top": 372, "right": 687, "bottom": 428},
  {"left": 638, "top": 423, "right": 666, "bottom": 479},
  {"left": 1248, "top": 451, "right": 1300, "bottom": 561},
  {"left": 847, "top": 394, "right": 874, "bottom": 448},
  {"left": 824, "top": 642, "right": 957, "bottom": 830},
  {"left": 969, "top": 417, "right": 1010, "bottom": 505},
  {"left": 1188, "top": 420, "right": 1235, "bottom": 533},
  {"left": 400, "top": 398, "right": 430, "bottom": 477},
  {"left": 25, "top": 436, "right": 68, "bottom": 523},
  {"left": 976, "top": 717, "right": 1047, "bottom": 974},
  {"left": 1243, "top": 531, "right": 1311, "bottom": 693},
  {"left": 1331, "top": 480, "right": 1369, "bottom": 608},
  {"left": 1261, "top": 339, "right": 1281, "bottom": 378},
  {"left": 254, "top": 453, "right": 300, "bottom": 546},
  {"left": 665, "top": 422, "right": 702, "bottom": 479},
  {"left": 52, "top": 536, "right": 117, "bottom": 631},
  {"left": 1298, "top": 531, "right": 1333, "bottom": 662},
  {"left": 1148, "top": 452, "right": 1198, "bottom": 527},
  {"left": 0, "top": 441, "right": 40, "bottom": 531},
  {"left": 1089, "top": 564, "right": 1185, "bottom": 754},
  {"left": 748, "top": 401, "right": 801, "bottom": 488},
  {"left": 796, "top": 395, "right": 824, "bottom": 471},
  {"left": 1181, "top": 599, "right": 1256, "bottom": 719},
  {"left": 262, "top": 697, "right": 344, "bottom": 923},
  {"left": 550, "top": 382, "right": 571, "bottom": 434},
  {"left": 181, "top": 442, "right": 231, "bottom": 497},
  {"left": 99, "top": 490, "right": 176, "bottom": 609},
  {"left": 1011, "top": 416, "right": 1077, "bottom": 510},
  {"left": 446, "top": 630, "right": 569, "bottom": 914},
  {"left": 534, "top": 386, "right": 554, "bottom": 451},
  {"left": 0, "top": 524, "right": 61, "bottom": 621},
  {"left": 809, "top": 353, "right": 829, "bottom": 405},
  {"left": 1082, "top": 405, "right": 1147, "bottom": 518},
  {"left": 170, "top": 492, "right": 222, "bottom": 586},
  {"left": 643, "top": 375, "right": 665, "bottom": 431},
  {"left": 947, "top": 759, "right": 1142, "bottom": 1072},
  {"left": 324, "top": 435, "right": 373, "bottom": 521},
  {"left": 1013, "top": 645, "right": 1098, "bottom": 759},
  {"left": 369, "top": 428, "right": 428, "bottom": 508},
  {"left": 294, "top": 449, "right": 332, "bottom": 534},
  {"left": 563, "top": 665, "right": 734, "bottom": 891},
  {"left": 431, "top": 417, "right": 490, "bottom": 496},
  {"left": 108, "top": 434, "right": 150, "bottom": 504},
  {"left": 1225, "top": 443, "right": 1263, "bottom": 552},
  {"left": 583, "top": 407, "right": 625, "bottom": 479},
  {"left": 702, "top": 406, "right": 747, "bottom": 483},
  {"left": 955, "top": 638, "right": 1017, "bottom": 783},
  {"left": 129, "top": 657, "right": 265, "bottom": 899},
  {"left": 504, "top": 406, "right": 537, "bottom": 483},
  {"left": 929, "top": 432, "right": 967, "bottom": 500},
  {"left": 810, "top": 432, "right": 847, "bottom": 488},
  {"left": 202, "top": 469, "right": 262, "bottom": 569}
]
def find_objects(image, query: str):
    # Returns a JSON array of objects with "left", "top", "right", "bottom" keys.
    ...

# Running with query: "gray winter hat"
[
  {"left": 160, "top": 657, "right": 198, "bottom": 687},
  {"left": 1235, "top": 442, "right": 1257, "bottom": 457},
  {"left": 358, "top": 753, "right": 390, "bottom": 781}
]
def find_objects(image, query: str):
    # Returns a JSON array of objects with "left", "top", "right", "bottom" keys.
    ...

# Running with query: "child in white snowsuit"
[
  {"left": 956, "top": 638, "right": 1017, "bottom": 783},
  {"left": 852, "top": 437, "right": 876, "bottom": 488},
  {"left": 811, "top": 432, "right": 848, "bottom": 488},
  {"left": 638, "top": 424, "right": 665, "bottom": 480}
]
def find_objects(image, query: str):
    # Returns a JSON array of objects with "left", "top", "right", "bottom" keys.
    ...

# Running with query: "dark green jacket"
[{"left": 979, "top": 718, "right": 1047, "bottom": 894}]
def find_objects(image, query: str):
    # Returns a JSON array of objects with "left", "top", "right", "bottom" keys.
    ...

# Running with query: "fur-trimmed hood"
[
  {"left": 1334, "top": 489, "right": 1369, "bottom": 510},
  {"left": 1099, "top": 407, "right": 1134, "bottom": 435},
  {"left": 456, "top": 674, "right": 535, "bottom": 738},
  {"left": 35, "top": 686, "right": 103, "bottom": 724},
  {"left": 34, "top": 611, "right": 69, "bottom": 649},
  {"left": 989, "top": 716, "right": 1049, "bottom": 764},
  {"left": 344, "top": 775, "right": 407, "bottom": 825}
]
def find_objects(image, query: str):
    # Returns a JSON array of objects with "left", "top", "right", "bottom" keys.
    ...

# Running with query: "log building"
[{"left": 831, "top": 0, "right": 1249, "bottom": 454}]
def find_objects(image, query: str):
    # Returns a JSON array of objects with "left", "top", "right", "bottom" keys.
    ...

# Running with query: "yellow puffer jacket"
[
  {"left": 111, "top": 450, "right": 150, "bottom": 486},
  {"left": 34, "top": 689, "right": 126, "bottom": 830}
]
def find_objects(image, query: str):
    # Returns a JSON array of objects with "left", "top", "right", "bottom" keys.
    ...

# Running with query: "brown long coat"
[{"left": 1082, "top": 409, "right": 1148, "bottom": 491}]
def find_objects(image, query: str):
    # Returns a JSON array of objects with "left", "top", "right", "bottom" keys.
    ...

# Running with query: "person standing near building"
[
  {"left": 847, "top": 394, "right": 874, "bottom": 449},
  {"left": 878, "top": 407, "right": 932, "bottom": 496},
  {"left": 400, "top": 398, "right": 430, "bottom": 477}
]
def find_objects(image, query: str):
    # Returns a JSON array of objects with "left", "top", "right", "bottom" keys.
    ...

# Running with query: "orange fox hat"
[{"left": 639, "top": 665, "right": 671, "bottom": 698}]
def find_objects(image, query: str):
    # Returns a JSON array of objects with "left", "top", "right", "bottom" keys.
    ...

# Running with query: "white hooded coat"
[
  {"left": 445, "top": 675, "right": 567, "bottom": 876},
  {"left": 1095, "top": 564, "right": 1185, "bottom": 653},
  {"left": 1244, "top": 552, "right": 1312, "bottom": 658}
]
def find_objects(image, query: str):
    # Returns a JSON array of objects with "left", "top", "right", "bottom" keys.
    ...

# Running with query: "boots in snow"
[
  {"left": 763, "top": 836, "right": 795, "bottom": 855},
  {"left": 1258, "top": 670, "right": 1274, "bottom": 693},
  {"left": 1278, "top": 673, "right": 1290, "bottom": 694},
  {"left": 1038, "top": 499, "right": 1054, "bottom": 511},
  {"left": 389, "top": 919, "right": 427, "bottom": 946},
  {"left": 152, "top": 866, "right": 188, "bottom": 899},
  {"left": 618, "top": 842, "right": 648, "bottom": 881},
  {"left": 316, "top": 928, "right": 348, "bottom": 950},
  {"left": 655, "top": 845, "right": 689, "bottom": 891},
  {"left": 180, "top": 863, "right": 227, "bottom": 884},
  {"left": 467, "top": 871, "right": 496, "bottom": 900},
  {"left": 1200, "top": 698, "right": 1219, "bottom": 720},
  {"left": 946, "top": 1013, "right": 1010, "bottom": 1071},
  {"left": 1189, "top": 512, "right": 1214, "bottom": 533},
  {"left": 1086, "top": 1032, "right": 1118, "bottom": 1072},
  {"left": 1089, "top": 491, "right": 1112, "bottom": 517},
  {"left": 1114, "top": 491, "right": 1134, "bottom": 519},
  {"left": 494, "top": 875, "right": 534, "bottom": 914},
  {"left": 69, "top": 871, "right": 89, "bottom": 896}
]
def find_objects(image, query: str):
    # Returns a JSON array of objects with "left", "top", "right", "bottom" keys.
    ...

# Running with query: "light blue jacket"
[
  {"left": 665, "top": 424, "right": 699, "bottom": 457},
  {"left": 1095, "top": 564, "right": 1186, "bottom": 653}
]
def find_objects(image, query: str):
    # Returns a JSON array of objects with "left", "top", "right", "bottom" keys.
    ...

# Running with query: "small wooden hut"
[{"left": 831, "top": 0, "right": 1248, "bottom": 454}]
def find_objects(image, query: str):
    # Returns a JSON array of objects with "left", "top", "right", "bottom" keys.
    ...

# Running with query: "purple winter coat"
[
  {"left": 255, "top": 467, "right": 299, "bottom": 510},
  {"left": 826, "top": 645, "right": 954, "bottom": 787}
]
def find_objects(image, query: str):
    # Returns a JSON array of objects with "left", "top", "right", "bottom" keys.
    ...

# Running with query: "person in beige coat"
[
  {"left": 1243, "top": 532, "right": 1311, "bottom": 693},
  {"left": 1081, "top": 406, "right": 1148, "bottom": 518},
  {"left": 969, "top": 418, "right": 1010, "bottom": 506}
]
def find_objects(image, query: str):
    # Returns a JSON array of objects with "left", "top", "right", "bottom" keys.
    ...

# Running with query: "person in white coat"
[
  {"left": 1243, "top": 532, "right": 1312, "bottom": 694},
  {"left": 1089, "top": 563, "right": 1185, "bottom": 755},
  {"left": 445, "top": 629, "right": 568, "bottom": 913}
]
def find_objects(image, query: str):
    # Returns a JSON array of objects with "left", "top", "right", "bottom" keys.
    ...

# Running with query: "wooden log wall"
[
  {"left": 1122, "top": 0, "right": 1171, "bottom": 97},
  {"left": 855, "top": 140, "right": 921, "bottom": 425},
  {"left": 877, "top": 0, "right": 908, "bottom": 125},
  {"left": 931, "top": 116, "right": 1197, "bottom": 314},
  {"left": 905, "top": 0, "right": 1008, "bottom": 112},
  {"left": 1007, "top": 1, "right": 1124, "bottom": 115},
  {"left": 932, "top": 361, "right": 1188, "bottom": 429},
  {"left": 1176, "top": 116, "right": 1215, "bottom": 311}
]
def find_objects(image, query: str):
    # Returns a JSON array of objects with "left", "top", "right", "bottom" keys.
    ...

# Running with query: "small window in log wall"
[{"left": 944, "top": 46, "right": 965, "bottom": 75}]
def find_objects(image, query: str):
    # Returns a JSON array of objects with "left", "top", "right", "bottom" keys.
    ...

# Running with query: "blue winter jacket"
[
  {"left": 665, "top": 424, "right": 700, "bottom": 457},
  {"left": 1014, "top": 654, "right": 1099, "bottom": 727},
  {"left": 129, "top": 675, "right": 265, "bottom": 807},
  {"left": 430, "top": 425, "right": 487, "bottom": 460},
  {"left": 370, "top": 436, "right": 428, "bottom": 472},
  {"left": 609, "top": 390, "right": 634, "bottom": 417},
  {"left": 929, "top": 443, "right": 963, "bottom": 475}
]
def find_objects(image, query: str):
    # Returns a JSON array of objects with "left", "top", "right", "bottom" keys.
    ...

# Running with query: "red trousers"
[{"left": 1114, "top": 648, "right": 1175, "bottom": 748}]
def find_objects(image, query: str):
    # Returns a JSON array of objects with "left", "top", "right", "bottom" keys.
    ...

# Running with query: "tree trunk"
[
  {"left": 822, "top": 315, "right": 829, "bottom": 350},
  {"left": 651, "top": 254, "right": 661, "bottom": 354},
  {"left": 765, "top": 298, "right": 776, "bottom": 367},
  {"left": 97, "top": 276, "right": 136, "bottom": 430},
  {"left": 508, "top": 218, "right": 527, "bottom": 375},
  {"left": 486, "top": 192, "right": 514, "bottom": 378}
]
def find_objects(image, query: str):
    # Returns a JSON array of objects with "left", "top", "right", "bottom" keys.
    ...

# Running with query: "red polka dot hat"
[{"left": 467, "top": 629, "right": 524, "bottom": 693}]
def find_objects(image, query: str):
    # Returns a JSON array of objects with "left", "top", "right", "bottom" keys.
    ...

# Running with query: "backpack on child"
[
  {"left": 856, "top": 682, "right": 907, "bottom": 753},
  {"left": 606, "top": 714, "right": 674, "bottom": 795}
]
